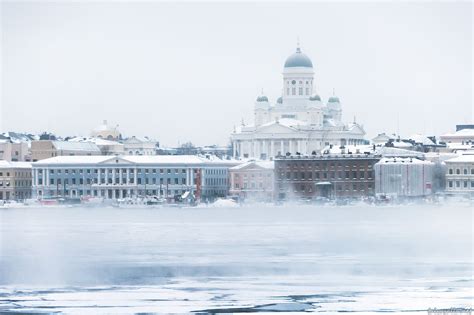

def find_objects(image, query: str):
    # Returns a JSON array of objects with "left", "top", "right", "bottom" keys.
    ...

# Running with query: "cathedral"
[{"left": 231, "top": 45, "right": 367, "bottom": 159}]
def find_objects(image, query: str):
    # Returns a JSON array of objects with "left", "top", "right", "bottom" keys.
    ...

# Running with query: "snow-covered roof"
[
  {"left": 68, "top": 137, "right": 123, "bottom": 146},
  {"left": 0, "top": 160, "right": 32, "bottom": 169},
  {"left": 375, "top": 147, "right": 425, "bottom": 158},
  {"left": 376, "top": 157, "right": 432, "bottom": 165},
  {"left": 52, "top": 141, "right": 101, "bottom": 152},
  {"left": 407, "top": 134, "right": 436, "bottom": 146},
  {"left": 391, "top": 140, "right": 413, "bottom": 148},
  {"left": 441, "top": 128, "right": 474, "bottom": 138},
  {"left": 445, "top": 153, "right": 474, "bottom": 163},
  {"left": 321, "top": 145, "right": 374, "bottom": 155},
  {"left": 33, "top": 155, "right": 242, "bottom": 166},
  {"left": 230, "top": 160, "right": 274, "bottom": 170}
]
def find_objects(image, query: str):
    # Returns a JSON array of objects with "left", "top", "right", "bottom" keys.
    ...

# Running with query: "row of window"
[
  {"left": 278, "top": 170, "right": 374, "bottom": 181},
  {"left": 279, "top": 162, "right": 374, "bottom": 169},
  {"left": 234, "top": 182, "right": 269, "bottom": 189},
  {"left": 447, "top": 168, "right": 474, "bottom": 175},
  {"left": 447, "top": 180, "right": 474, "bottom": 189},
  {"left": 280, "top": 183, "right": 373, "bottom": 193},
  {"left": 40, "top": 177, "right": 191, "bottom": 186},
  {"left": 204, "top": 178, "right": 228, "bottom": 186},
  {"left": 287, "top": 87, "right": 310, "bottom": 96},
  {"left": 39, "top": 168, "right": 193, "bottom": 175}
]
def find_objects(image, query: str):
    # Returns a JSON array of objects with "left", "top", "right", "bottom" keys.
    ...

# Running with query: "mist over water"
[{"left": 0, "top": 204, "right": 473, "bottom": 313}]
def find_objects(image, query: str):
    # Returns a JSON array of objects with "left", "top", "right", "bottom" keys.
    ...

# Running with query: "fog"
[{"left": 0, "top": 203, "right": 472, "bottom": 313}]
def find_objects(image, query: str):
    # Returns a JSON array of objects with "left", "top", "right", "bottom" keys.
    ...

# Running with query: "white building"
[
  {"left": 374, "top": 157, "right": 434, "bottom": 198},
  {"left": 231, "top": 45, "right": 366, "bottom": 159},
  {"left": 445, "top": 153, "right": 474, "bottom": 195},
  {"left": 32, "top": 155, "right": 240, "bottom": 200},
  {"left": 123, "top": 136, "right": 157, "bottom": 155}
]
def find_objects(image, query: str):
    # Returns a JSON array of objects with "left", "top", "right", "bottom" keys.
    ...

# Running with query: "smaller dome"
[
  {"left": 277, "top": 97, "right": 283, "bottom": 104},
  {"left": 328, "top": 96, "right": 340, "bottom": 103},
  {"left": 256, "top": 95, "right": 269, "bottom": 102},
  {"left": 309, "top": 94, "right": 321, "bottom": 101}
]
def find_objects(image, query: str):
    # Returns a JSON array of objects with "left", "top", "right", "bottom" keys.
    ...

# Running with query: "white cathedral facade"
[{"left": 231, "top": 46, "right": 367, "bottom": 159}]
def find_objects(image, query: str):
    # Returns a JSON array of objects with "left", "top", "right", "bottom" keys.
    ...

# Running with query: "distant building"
[
  {"left": 69, "top": 137, "right": 125, "bottom": 156},
  {"left": 440, "top": 127, "right": 474, "bottom": 147},
  {"left": 31, "top": 140, "right": 101, "bottom": 161},
  {"left": 90, "top": 120, "right": 121, "bottom": 141},
  {"left": 445, "top": 154, "right": 474, "bottom": 195},
  {"left": 0, "top": 161, "right": 32, "bottom": 201},
  {"left": 123, "top": 136, "right": 157, "bottom": 155},
  {"left": 274, "top": 154, "right": 380, "bottom": 200},
  {"left": 231, "top": 45, "right": 366, "bottom": 159},
  {"left": 32, "top": 155, "right": 239, "bottom": 200},
  {"left": 229, "top": 160, "right": 274, "bottom": 201},
  {"left": 374, "top": 157, "right": 434, "bottom": 198},
  {"left": 0, "top": 140, "right": 30, "bottom": 161}
]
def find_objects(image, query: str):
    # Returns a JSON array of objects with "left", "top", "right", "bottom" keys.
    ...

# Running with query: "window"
[
  {"left": 299, "top": 87, "right": 303, "bottom": 95},
  {"left": 456, "top": 169, "right": 461, "bottom": 175},
  {"left": 463, "top": 169, "right": 468, "bottom": 175},
  {"left": 292, "top": 87, "right": 296, "bottom": 95},
  {"left": 463, "top": 181, "right": 468, "bottom": 188},
  {"left": 456, "top": 181, "right": 460, "bottom": 187}
]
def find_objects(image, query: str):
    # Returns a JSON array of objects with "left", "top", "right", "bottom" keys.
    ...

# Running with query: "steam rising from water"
[{"left": 0, "top": 203, "right": 472, "bottom": 313}]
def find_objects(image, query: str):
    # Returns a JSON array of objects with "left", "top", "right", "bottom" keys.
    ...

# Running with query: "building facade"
[
  {"left": 123, "top": 136, "right": 157, "bottom": 155},
  {"left": 0, "top": 141, "right": 30, "bottom": 161},
  {"left": 0, "top": 161, "right": 32, "bottom": 201},
  {"left": 32, "top": 155, "right": 239, "bottom": 200},
  {"left": 374, "top": 158, "right": 434, "bottom": 198},
  {"left": 229, "top": 161, "right": 274, "bottom": 201},
  {"left": 31, "top": 140, "right": 102, "bottom": 161},
  {"left": 274, "top": 154, "right": 380, "bottom": 200},
  {"left": 445, "top": 154, "right": 474, "bottom": 195},
  {"left": 231, "top": 45, "right": 366, "bottom": 159}
]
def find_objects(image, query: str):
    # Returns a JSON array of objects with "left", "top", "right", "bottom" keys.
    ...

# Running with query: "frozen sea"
[{"left": 0, "top": 203, "right": 472, "bottom": 314}]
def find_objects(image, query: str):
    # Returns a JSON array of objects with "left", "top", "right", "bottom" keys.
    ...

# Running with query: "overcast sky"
[{"left": 1, "top": 1, "right": 472, "bottom": 146}]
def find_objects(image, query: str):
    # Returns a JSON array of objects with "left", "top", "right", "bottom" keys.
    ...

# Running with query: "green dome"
[
  {"left": 328, "top": 96, "right": 340, "bottom": 103},
  {"left": 309, "top": 94, "right": 321, "bottom": 101},
  {"left": 284, "top": 47, "right": 313, "bottom": 68},
  {"left": 256, "top": 95, "right": 269, "bottom": 102}
]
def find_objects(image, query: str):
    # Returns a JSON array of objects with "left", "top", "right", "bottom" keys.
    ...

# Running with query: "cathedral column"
[
  {"left": 270, "top": 140, "right": 275, "bottom": 157},
  {"left": 297, "top": 140, "right": 301, "bottom": 153},
  {"left": 233, "top": 142, "right": 237, "bottom": 158},
  {"left": 289, "top": 140, "right": 293, "bottom": 154},
  {"left": 280, "top": 141, "right": 284, "bottom": 155}
]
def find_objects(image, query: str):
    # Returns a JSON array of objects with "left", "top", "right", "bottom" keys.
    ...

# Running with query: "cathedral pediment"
[{"left": 256, "top": 121, "right": 300, "bottom": 134}]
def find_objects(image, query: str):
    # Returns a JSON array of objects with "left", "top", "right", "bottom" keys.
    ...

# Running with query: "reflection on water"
[{"left": 0, "top": 204, "right": 472, "bottom": 314}]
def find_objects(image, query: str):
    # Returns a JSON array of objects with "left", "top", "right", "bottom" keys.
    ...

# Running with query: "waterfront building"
[
  {"left": 440, "top": 125, "right": 474, "bottom": 145},
  {"left": 374, "top": 157, "right": 434, "bottom": 198},
  {"left": 231, "top": 45, "right": 366, "bottom": 159},
  {"left": 31, "top": 140, "right": 101, "bottom": 161},
  {"left": 31, "top": 155, "right": 240, "bottom": 201},
  {"left": 123, "top": 136, "right": 157, "bottom": 155},
  {"left": 229, "top": 160, "right": 274, "bottom": 201},
  {"left": 274, "top": 154, "right": 380, "bottom": 200},
  {"left": 0, "top": 160, "right": 32, "bottom": 201},
  {"left": 90, "top": 120, "right": 121, "bottom": 140},
  {"left": 444, "top": 153, "right": 474, "bottom": 195}
]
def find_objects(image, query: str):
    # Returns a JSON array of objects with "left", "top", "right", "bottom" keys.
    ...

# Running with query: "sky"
[{"left": 0, "top": 1, "right": 472, "bottom": 147}]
